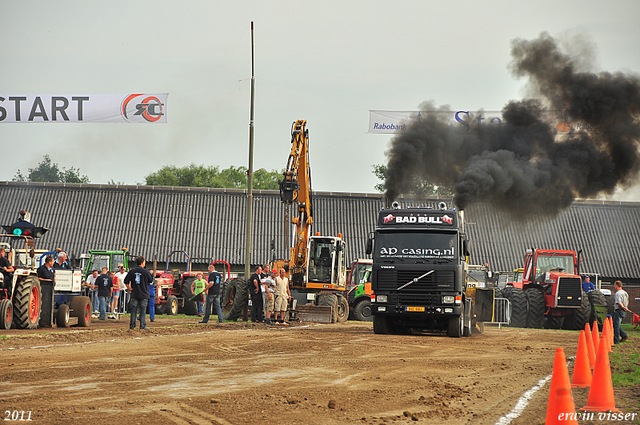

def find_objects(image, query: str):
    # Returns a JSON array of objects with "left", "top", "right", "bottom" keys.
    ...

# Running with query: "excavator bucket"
[{"left": 295, "top": 305, "right": 333, "bottom": 324}]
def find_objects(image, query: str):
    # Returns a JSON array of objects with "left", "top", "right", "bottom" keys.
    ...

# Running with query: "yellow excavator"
[{"left": 275, "top": 120, "right": 348, "bottom": 323}]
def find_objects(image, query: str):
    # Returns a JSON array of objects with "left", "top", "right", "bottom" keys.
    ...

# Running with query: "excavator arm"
[{"left": 279, "top": 120, "right": 313, "bottom": 286}]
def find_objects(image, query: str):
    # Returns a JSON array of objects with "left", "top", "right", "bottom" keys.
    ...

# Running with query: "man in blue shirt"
[{"left": 582, "top": 276, "right": 595, "bottom": 293}]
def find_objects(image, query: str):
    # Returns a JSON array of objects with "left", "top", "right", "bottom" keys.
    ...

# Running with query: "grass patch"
[{"left": 611, "top": 326, "right": 640, "bottom": 387}]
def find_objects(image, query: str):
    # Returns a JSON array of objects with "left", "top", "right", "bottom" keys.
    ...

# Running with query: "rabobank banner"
[
  {"left": 369, "top": 109, "right": 594, "bottom": 134},
  {"left": 0, "top": 94, "right": 168, "bottom": 123}
]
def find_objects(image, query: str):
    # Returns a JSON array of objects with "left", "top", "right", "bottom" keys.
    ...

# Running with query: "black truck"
[{"left": 366, "top": 202, "right": 492, "bottom": 337}]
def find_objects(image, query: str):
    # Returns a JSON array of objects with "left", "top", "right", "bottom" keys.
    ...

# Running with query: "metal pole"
[{"left": 244, "top": 21, "right": 255, "bottom": 284}]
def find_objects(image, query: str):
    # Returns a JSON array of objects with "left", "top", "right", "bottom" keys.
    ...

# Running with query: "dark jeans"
[
  {"left": 251, "top": 291, "right": 263, "bottom": 322},
  {"left": 202, "top": 293, "right": 224, "bottom": 323},
  {"left": 613, "top": 309, "right": 628, "bottom": 344},
  {"left": 129, "top": 298, "right": 148, "bottom": 329}
]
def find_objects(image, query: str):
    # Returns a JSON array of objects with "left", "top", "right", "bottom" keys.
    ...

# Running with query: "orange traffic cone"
[
  {"left": 584, "top": 324, "right": 596, "bottom": 370},
  {"left": 591, "top": 321, "right": 600, "bottom": 356},
  {"left": 601, "top": 318, "right": 613, "bottom": 353},
  {"left": 608, "top": 316, "right": 615, "bottom": 347},
  {"left": 572, "top": 330, "right": 592, "bottom": 388},
  {"left": 546, "top": 348, "right": 578, "bottom": 424},
  {"left": 580, "top": 327, "right": 621, "bottom": 413}
]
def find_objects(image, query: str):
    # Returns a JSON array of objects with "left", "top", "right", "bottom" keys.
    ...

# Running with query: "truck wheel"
[
  {"left": 180, "top": 278, "right": 198, "bottom": 315},
  {"left": 317, "top": 293, "right": 338, "bottom": 323},
  {"left": 69, "top": 296, "right": 91, "bottom": 327},
  {"left": 0, "top": 299, "right": 12, "bottom": 330},
  {"left": 57, "top": 304, "right": 70, "bottom": 328},
  {"left": 447, "top": 314, "right": 463, "bottom": 338},
  {"left": 223, "top": 278, "right": 248, "bottom": 321},
  {"left": 353, "top": 299, "right": 373, "bottom": 321},
  {"left": 12, "top": 276, "right": 41, "bottom": 329},
  {"left": 373, "top": 315, "right": 392, "bottom": 334},
  {"left": 525, "top": 289, "right": 545, "bottom": 329},
  {"left": 166, "top": 295, "right": 178, "bottom": 315},
  {"left": 502, "top": 286, "right": 527, "bottom": 328},
  {"left": 336, "top": 295, "right": 349, "bottom": 323},
  {"left": 587, "top": 290, "right": 607, "bottom": 327}
]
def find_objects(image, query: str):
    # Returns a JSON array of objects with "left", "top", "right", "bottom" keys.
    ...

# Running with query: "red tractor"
[
  {"left": 153, "top": 251, "right": 230, "bottom": 316},
  {"left": 498, "top": 248, "right": 605, "bottom": 330}
]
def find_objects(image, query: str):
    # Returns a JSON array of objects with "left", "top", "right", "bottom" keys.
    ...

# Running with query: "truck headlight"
[
  {"left": 443, "top": 296, "right": 455, "bottom": 304},
  {"left": 376, "top": 295, "right": 388, "bottom": 303}
]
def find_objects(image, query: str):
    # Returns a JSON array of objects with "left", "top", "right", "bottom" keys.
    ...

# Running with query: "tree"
[
  {"left": 144, "top": 164, "right": 283, "bottom": 190},
  {"left": 372, "top": 164, "right": 453, "bottom": 196},
  {"left": 13, "top": 155, "right": 89, "bottom": 183}
]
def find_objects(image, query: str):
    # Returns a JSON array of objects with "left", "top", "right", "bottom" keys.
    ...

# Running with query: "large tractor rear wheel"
[
  {"left": 0, "top": 299, "right": 12, "bottom": 330},
  {"left": 336, "top": 295, "right": 349, "bottom": 323},
  {"left": 70, "top": 296, "right": 91, "bottom": 327},
  {"left": 525, "top": 288, "right": 545, "bottom": 329},
  {"left": 13, "top": 276, "right": 41, "bottom": 329},
  {"left": 180, "top": 277, "right": 198, "bottom": 315},
  {"left": 502, "top": 286, "right": 527, "bottom": 328},
  {"left": 317, "top": 293, "right": 338, "bottom": 323},
  {"left": 544, "top": 315, "right": 564, "bottom": 329},
  {"left": 223, "top": 278, "right": 248, "bottom": 321}
]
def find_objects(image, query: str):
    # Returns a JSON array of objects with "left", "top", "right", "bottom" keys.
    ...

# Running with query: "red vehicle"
[
  {"left": 153, "top": 252, "right": 230, "bottom": 316},
  {"left": 499, "top": 248, "right": 605, "bottom": 329}
]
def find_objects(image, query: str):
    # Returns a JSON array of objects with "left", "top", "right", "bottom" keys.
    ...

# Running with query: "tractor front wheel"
[{"left": 0, "top": 299, "right": 12, "bottom": 330}]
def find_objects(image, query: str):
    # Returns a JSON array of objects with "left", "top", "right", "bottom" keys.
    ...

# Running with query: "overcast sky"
[{"left": 2, "top": 1, "right": 640, "bottom": 198}]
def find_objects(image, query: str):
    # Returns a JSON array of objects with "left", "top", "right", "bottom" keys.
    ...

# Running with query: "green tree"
[
  {"left": 372, "top": 164, "right": 453, "bottom": 196},
  {"left": 144, "top": 164, "right": 282, "bottom": 189},
  {"left": 13, "top": 155, "right": 89, "bottom": 183}
]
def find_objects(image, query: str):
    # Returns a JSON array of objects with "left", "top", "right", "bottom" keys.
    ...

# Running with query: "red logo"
[
  {"left": 442, "top": 215, "right": 452, "bottom": 224},
  {"left": 121, "top": 94, "right": 164, "bottom": 122},
  {"left": 383, "top": 214, "right": 394, "bottom": 223}
]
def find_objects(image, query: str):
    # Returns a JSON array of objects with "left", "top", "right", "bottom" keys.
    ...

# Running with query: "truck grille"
[
  {"left": 391, "top": 293, "right": 439, "bottom": 305},
  {"left": 376, "top": 269, "right": 454, "bottom": 292},
  {"left": 556, "top": 277, "right": 582, "bottom": 307}
]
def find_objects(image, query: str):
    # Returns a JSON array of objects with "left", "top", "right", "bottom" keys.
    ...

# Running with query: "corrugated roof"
[{"left": 1, "top": 181, "right": 639, "bottom": 280}]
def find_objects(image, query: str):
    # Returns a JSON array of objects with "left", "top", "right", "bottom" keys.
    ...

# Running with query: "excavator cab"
[{"left": 306, "top": 235, "right": 346, "bottom": 289}]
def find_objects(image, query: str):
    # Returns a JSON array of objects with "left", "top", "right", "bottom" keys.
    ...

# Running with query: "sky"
[{"left": 2, "top": 1, "right": 640, "bottom": 198}]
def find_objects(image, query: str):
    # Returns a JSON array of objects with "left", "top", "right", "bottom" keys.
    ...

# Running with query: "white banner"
[
  {"left": 0, "top": 94, "right": 168, "bottom": 123},
  {"left": 369, "top": 110, "right": 505, "bottom": 134}
]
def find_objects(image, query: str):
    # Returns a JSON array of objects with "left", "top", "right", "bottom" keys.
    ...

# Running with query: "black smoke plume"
[{"left": 384, "top": 33, "right": 640, "bottom": 218}]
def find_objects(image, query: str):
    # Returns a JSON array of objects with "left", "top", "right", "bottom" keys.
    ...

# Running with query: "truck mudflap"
[{"left": 474, "top": 287, "right": 496, "bottom": 322}]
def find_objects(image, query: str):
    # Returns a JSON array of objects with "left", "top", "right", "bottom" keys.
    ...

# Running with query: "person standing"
[
  {"left": 86, "top": 270, "right": 100, "bottom": 315},
  {"left": 613, "top": 280, "right": 632, "bottom": 344},
  {"left": 262, "top": 269, "right": 276, "bottom": 325},
  {"left": 53, "top": 252, "right": 70, "bottom": 269},
  {"left": 199, "top": 264, "right": 224, "bottom": 324},
  {"left": 124, "top": 256, "right": 154, "bottom": 330},
  {"left": 96, "top": 267, "right": 113, "bottom": 321},
  {"left": 115, "top": 264, "right": 128, "bottom": 312},
  {"left": 274, "top": 268, "right": 292, "bottom": 324},
  {"left": 0, "top": 248, "right": 15, "bottom": 297},
  {"left": 191, "top": 273, "right": 207, "bottom": 316},
  {"left": 37, "top": 255, "right": 55, "bottom": 284},
  {"left": 249, "top": 265, "right": 263, "bottom": 322},
  {"left": 109, "top": 271, "right": 120, "bottom": 319}
]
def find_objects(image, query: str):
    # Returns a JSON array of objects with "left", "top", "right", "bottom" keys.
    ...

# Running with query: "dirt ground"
[{"left": 0, "top": 317, "right": 637, "bottom": 425}]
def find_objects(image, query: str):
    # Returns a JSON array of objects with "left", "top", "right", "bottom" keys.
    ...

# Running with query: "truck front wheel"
[{"left": 373, "top": 315, "right": 392, "bottom": 334}]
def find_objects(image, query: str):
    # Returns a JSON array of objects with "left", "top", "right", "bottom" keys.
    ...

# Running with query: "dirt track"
[{"left": 0, "top": 318, "right": 627, "bottom": 424}]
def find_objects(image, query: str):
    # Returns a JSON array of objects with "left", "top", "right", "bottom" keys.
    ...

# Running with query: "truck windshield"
[
  {"left": 374, "top": 232, "right": 457, "bottom": 260},
  {"left": 535, "top": 254, "right": 575, "bottom": 280}
]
